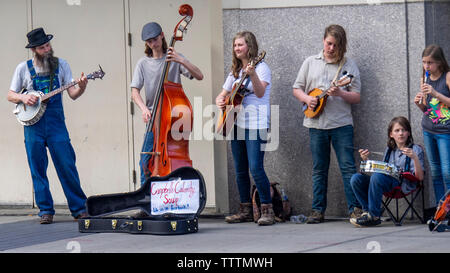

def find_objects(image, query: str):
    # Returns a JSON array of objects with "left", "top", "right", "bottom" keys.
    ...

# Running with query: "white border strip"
[{"left": 223, "top": 0, "right": 430, "bottom": 10}]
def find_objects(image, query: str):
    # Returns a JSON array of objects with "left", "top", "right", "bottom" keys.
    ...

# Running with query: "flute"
[{"left": 421, "top": 70, "right": 429, "bottom": 105}]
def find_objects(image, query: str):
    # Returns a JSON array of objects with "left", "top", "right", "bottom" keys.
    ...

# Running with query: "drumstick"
[{"left": 345, "top": 146, "right": 384, "bottom": 156}]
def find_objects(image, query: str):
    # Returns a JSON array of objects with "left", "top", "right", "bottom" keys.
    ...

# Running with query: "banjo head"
[{"left": 14, "top": 90, "right": 44, "bottom": 123}]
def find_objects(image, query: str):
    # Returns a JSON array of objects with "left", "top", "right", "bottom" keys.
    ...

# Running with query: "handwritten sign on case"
[{"left": 150, "top": 178, "right": 200, "bottom": 215}]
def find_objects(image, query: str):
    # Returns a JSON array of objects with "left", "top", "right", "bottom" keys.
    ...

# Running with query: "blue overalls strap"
[
  {"left": 27, "top": 59, "right": 60, "bottom": 93},
  {"left": 27, "top": 59, "right": 37, "bottom": 90}
]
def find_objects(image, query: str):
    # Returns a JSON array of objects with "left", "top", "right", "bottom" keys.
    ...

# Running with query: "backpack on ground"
[{"left": 251, "top": 182, "right": 291, "bottom": 222}]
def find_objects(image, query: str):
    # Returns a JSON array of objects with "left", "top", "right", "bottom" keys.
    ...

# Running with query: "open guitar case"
[{"left": 78, "top": 166, "right": 206, "bottom": 235}]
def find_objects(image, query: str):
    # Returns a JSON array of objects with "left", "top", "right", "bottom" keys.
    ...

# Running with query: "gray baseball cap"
[{"left": 141, "top": 22, "right": 162, "bottom": 41}]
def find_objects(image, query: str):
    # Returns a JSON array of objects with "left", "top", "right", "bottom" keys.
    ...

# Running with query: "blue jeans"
[
  {"left": 231, "top": 127, "right": 272, "bottom": 204},
  {"left": 24, "top": 108, "right": 87, "bottom": 217},
  {"left": 140, "top": 131, "right": 154, "bottom": 186},
  {"left": 423, "top": 131, "right": 450, "bottom": 205},
  {"left": 309, "top": 125, "right": 360, "bottom": 214},
  {"left": 350, "top": 173, "right": 400, "bottom": 217}
]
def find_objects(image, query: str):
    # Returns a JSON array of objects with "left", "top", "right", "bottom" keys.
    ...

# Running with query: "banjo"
[{"left": 13, "top": 65, "right": 105, "bottom": 126}]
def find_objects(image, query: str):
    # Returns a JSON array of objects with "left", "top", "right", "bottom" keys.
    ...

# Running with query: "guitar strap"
[
  {"left": 241, "top": 77, "right": 252, "bottom": 96},
  {"left": 332, "top": 57, "right": 346, "bottom": 85}
]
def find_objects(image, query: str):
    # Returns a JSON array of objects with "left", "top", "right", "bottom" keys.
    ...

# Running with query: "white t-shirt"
[{"left": 222, "top": 62, "right": 271, "bottom": 129}]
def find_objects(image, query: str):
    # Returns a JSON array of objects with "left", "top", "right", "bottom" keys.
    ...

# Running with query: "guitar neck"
[
  {"left": 228, "top": 53, "right": 265, "bottom": 100},
  {"left": 41, "top": 80, "right": 79, "bottom": 101}
]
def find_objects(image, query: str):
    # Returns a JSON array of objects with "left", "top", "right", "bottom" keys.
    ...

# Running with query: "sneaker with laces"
[
  {"left": 350, "top": 212, "right": 381, "bottom": 227},
  {"left": 349, "top": 207, "right": 364, "bottom": 219}
]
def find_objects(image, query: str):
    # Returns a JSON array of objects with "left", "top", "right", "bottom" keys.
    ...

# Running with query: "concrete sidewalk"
[{"left": 0, "top": 207, "right": 448, "bottom": 254}]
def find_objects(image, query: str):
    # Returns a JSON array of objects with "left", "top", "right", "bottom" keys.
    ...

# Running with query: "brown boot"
[
  {"left": 225, "top": 203, "right": 253, "bottom": 223},
  {"left": 257, "top": 203, "right": 275, "bottom": 226}
]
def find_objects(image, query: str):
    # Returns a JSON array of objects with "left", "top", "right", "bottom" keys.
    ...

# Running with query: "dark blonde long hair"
[
  {"left": 387, "top": 116, "right": 414, "bottom": 150},
  {"left": 231, "top": 31, "right": 259, "bottom": 78},
  {"left": 324, "top": 24, "right": 347, "bottom": 62},
  {"left": 144, "top": 36, "right": 168, "bottom": 57}
]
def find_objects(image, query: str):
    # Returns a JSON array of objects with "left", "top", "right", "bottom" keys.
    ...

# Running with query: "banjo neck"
[
  {"left": 40, "top": 80, "right": 79, "bottom": 102},
  {"left": 39, "top": 67, "right": 103, "bottom": 101}
]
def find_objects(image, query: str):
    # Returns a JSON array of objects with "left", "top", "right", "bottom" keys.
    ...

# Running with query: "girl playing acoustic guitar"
[{"left": 215, "top": 31, "right": 274, "bottom": 226}]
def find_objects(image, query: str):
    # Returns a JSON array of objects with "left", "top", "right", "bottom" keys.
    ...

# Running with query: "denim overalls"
[{"left": 24, "top": 59, "right": 86, "bottom": 217}]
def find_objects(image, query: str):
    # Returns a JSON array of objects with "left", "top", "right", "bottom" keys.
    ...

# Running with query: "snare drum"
[{"left": 360, "top": 160, "right": 400, "bottom": 180}]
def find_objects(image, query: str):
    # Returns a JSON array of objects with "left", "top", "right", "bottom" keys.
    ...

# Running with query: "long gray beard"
[{"left": 35, "top": 49, "right": 58, "bottom": 73}]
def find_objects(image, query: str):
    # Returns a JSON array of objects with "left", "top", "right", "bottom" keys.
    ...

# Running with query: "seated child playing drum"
[{"left": 350, "top": 116, "right": 425, "bottom": 227}]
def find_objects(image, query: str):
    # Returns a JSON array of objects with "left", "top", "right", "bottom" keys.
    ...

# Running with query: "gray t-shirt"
[
  {"left": 10, "top": 58, "right": 73, "bottom": 93},
  {"left": 130, "top": 54, "right": 193, "bottom": 110},
  {"left": 292, "top": 51, "right": 361, "bottom": 130}
]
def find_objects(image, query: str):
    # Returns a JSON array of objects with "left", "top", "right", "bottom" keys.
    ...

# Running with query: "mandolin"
[{"left": 302, "top": 71, "right": 353, "bottom": 118}]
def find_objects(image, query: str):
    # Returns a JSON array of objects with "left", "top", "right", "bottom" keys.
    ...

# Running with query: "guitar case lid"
[{"left": 79, "top": 166, "right": 206, "bottom": 235}]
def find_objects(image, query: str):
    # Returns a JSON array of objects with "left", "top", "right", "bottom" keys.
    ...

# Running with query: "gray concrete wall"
[{"left": 223, "top": 1, "right": 450, "bottom": 217}]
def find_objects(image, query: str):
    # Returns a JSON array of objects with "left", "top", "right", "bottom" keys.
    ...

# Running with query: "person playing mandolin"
[
  {"left": 7, "top": 28, "right": 89, "bottom": 224},
  {"left": 292, "top": 24, "right": 362, "bottom": 224}
]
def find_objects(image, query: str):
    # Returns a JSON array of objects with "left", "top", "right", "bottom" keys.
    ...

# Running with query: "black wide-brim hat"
[{"left": 25, "top": 27, "right": 53, "bottom": 48}]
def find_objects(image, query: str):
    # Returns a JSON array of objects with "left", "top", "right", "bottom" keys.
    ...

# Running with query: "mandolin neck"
[{"left": 317, "top": 81, "right": 339, "bottom": 99}]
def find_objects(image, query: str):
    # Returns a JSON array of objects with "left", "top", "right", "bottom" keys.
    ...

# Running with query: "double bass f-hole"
[{"left": 160, "top": 142, "right": 167, "bottom": 167}]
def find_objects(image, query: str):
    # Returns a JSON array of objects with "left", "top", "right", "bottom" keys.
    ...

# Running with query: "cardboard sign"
[{"left": 150, "top": 178, "right": 200, "bottom": 215}]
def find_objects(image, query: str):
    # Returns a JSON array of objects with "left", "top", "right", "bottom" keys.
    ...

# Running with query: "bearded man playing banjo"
[{"left": 7, "top": 27, "right": 89, "bottom": 224}]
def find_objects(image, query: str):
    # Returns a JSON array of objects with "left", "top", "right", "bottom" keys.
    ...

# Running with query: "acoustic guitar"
[
  {"left": 216, "top": 51, "right": 266, "bottom": 137},
  {"left": 302, "top": 71, "right": 353, "bottom": 118}
]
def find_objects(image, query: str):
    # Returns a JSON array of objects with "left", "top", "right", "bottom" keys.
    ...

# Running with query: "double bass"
[{"left": 142, "top": 4, "right": 194, "bottom": 177}]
